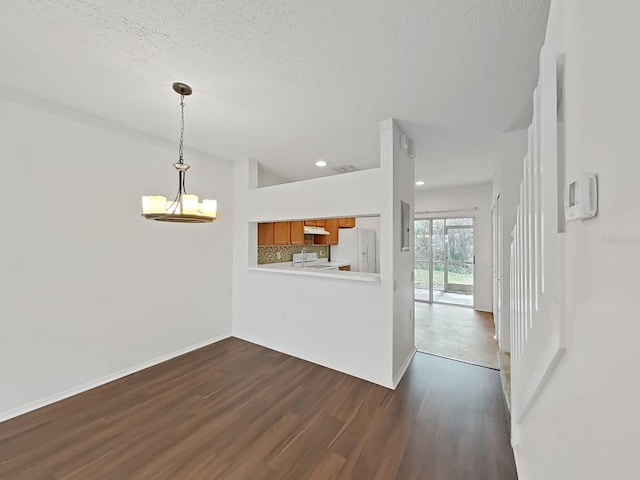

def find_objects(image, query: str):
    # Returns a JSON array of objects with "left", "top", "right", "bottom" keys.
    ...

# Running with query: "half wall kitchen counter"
[{"left": 248, "top": 261, "right": 380, "bottom": 283}]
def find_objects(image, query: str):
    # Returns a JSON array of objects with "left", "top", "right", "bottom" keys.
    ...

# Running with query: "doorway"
[{"left": 414, "top": 217, "right": 474, "bottom": 307}]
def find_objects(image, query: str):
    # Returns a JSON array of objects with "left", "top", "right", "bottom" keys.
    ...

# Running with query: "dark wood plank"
[{"left": 0, "top": 338, "right": 517, "bottom": 480}]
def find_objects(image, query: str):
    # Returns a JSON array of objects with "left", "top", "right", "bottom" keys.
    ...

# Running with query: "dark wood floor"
[{"left": 0, "top": 338, "right": 516, "bottom": 480}]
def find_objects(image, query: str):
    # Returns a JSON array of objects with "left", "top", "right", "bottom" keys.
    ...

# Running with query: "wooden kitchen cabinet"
[
  {"left": 338, "top": 217, "right": 356, "bottom": 228},
  {"left": 315, "top": 218, "right": 339, "bottom": 245},
  {"left": 258, "top": 223, "right": 274, "bottom": 246},
  {"left": 273, "top": 221, "right": 304, "bottom": 245},
  {"left": 304, "top": 219, "right": 326, "bottom": 227},
  {"left": 261, "top": 218, "right": 352, "bottom": 246},
  {"left": 273, "top": 222, "right": 290, "bottom": 245},
  {"left": 290, "top": 221, "right": 304, "bottom": 245},
  {"left": 338, "top": 265, "right": 351, "bottom": 271}
]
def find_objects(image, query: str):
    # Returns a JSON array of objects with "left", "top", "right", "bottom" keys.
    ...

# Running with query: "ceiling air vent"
[{"left": 332, "top": 165, "right": 359, "bottom": 174}]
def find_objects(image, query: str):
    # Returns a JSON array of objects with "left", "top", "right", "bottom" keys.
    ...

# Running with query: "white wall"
[
  {"left": 514, "top": 1, "right": 640, "bottom": 478},
  {"left": 414, "top": 183, "right": 493, "bottom": 312},
  {"left": 232, "top": 120, "right": 414, "bottom": 389},
  {"left": 492, "top": 129, "right": 528, "bottom": 351},
  {"left": 257, "top": 163, "right": 291, "bottom": 187},
  {"left": 387, "top": 122, "right": 416, "bottom": 382},
  {"left": 232, "top": 159, "right": 394, "bottom": 387},
  {"left": 0, "top": 98, "right": 233, "bottom": 420}
]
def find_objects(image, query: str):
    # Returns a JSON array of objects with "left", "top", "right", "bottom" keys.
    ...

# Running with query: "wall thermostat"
[{"left": 565, "top": 172, "right": 598, "bottom": 222}]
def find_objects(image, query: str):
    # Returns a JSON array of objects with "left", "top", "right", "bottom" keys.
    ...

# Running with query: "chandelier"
[{"left": 141, "top": 83, "right": 217, "bottom": 223}]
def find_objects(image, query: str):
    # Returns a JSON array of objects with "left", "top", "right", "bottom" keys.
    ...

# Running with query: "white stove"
[
  {"left": 292, "top": 251, "right": 318, "bottom": 267},
  {"left": 291, "top": 252, "right": 349, "bottom": 271},
  {"left": 292, "top": 252, "right": 331, "bottom": 269}
]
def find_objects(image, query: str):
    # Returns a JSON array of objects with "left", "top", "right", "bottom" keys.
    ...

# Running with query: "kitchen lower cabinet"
[{"left": 339, "top": 265, "right": 351, "bottom": 271}]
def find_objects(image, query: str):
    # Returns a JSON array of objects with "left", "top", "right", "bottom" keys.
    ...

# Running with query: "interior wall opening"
[
  {"left": 414, "top": 217, "right": 474, "bottom": 308},
  {"left": 413, "top": 216, "right": 498, "bottom": 369}
]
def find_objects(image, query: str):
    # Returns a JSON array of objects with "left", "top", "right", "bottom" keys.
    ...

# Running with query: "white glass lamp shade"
[
  {"left": 142, "top": 195, "right": 167, "bottom": 214},
  {"left": 201, "top": 199, "right": 217, "bottom": 218},
  {"left": 181, "top": 194, "right": 199, "bottom": 214},
  {"left": 142, "top": 193, "right": 215, "bottom": 222}
]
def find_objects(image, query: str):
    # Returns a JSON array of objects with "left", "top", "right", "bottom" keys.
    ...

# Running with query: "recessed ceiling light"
[
  {"left": 315, "top": 160, "right": 327, "bottom": 167},
  {"left": 415, "top": 180, "right": 425, "bottom": 186}
]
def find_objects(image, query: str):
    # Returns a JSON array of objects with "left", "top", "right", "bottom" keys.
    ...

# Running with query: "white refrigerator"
[{"left": 331, "top": 227, "right": 377, "bottom": 273}]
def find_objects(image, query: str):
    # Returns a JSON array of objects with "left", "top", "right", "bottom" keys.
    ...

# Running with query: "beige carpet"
[{"left": 415, "top": 302, "right": 499, "bottom": 369}]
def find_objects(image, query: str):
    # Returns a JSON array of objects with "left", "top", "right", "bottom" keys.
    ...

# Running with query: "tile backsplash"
[{"left": 258, "top": 245, "right": 329, "bottom": 265}]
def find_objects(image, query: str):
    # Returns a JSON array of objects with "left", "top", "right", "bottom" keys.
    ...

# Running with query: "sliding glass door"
[
  {"left": 415, "top": 220, "right": 431, "bottom": 302},
  {"left": 414, "top": 217, "right": 474, "bottom": 307}
]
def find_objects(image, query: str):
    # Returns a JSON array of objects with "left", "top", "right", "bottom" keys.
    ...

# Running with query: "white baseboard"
[
  {"left": 512, "top": 445, "right": 526, "bottom": 480},
  {"left": 0, "top": 333, "right": 231, "bottom": 423},
  {"left": 392, "top": 346, "right": 417, "bottom": 388},
  {"left": 474, "top": 306, "right": 493, "bottom": 313}
]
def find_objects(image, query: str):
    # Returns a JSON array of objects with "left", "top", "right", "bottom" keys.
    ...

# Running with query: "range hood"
[{"left": 303, "top": 225, "right": 330, "bottom": 235}]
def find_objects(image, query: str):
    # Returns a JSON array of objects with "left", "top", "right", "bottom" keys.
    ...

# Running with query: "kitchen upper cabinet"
[
  {"left": 290, "top": 221, "right": 304, "bottom": 245},
  {"left": 304, "top": 219, "right": 326, "bottom": 227},
  {"left": 273, "top": 221, "right": 304, "bottom": 245},
  {"left": 338, "top": 217, "right": 356, "bottom": 228},
  {"left": 258, "top": 218, "right": 355, "bottom": 246},
  {"left": 258, "top": 223, "right": 274, "bottom": 246},
  {"left": 315, "top": 218, "right": 339, "bottom": 245},
  {"left": 325, "top": 219, "right": 339, "bottom": 244},
  {"left": 273, "top": 222, "right": 290, "bottom": 245}
]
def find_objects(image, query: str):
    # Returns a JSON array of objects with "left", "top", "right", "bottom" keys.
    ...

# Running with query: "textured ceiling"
[{"left": 0, "top": 0, "right": 549, "bottom": 187}]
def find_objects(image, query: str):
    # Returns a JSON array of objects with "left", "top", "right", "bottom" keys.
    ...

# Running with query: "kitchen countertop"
[{"left": 249, "top": 260, "right": 380, "bottom": 283}]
